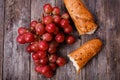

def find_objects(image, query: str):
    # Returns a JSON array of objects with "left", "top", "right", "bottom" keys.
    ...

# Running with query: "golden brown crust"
[
  {"left": 68, "top": 39, "right": 103, "bottom": 72},
  {"left": 64, "top": 0, "right": 97, "bottom": 35}
]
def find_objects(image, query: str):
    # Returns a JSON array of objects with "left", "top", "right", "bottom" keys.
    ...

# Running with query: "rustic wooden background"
[{"left": 0, "top": 0, "right": 120, "bottom": 80}]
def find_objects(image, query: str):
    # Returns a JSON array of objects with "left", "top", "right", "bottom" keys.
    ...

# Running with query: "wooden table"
[{"left": 0, "top": 0, "right": 120, "bottom": 80}]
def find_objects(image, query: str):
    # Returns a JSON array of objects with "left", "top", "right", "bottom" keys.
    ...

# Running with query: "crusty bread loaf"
[
  {"left": 64, "top": 0, "right": 97, "bottom": 35},
  {"left": 68, "top": 39, "right": 102, "bottom": 72}
]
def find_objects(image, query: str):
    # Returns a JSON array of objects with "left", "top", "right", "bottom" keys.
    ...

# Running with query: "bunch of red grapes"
[{"left": 16, "top": 3, "right": 75, "bottom": 78}]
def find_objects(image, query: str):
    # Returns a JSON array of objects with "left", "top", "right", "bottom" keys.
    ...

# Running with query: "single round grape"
[
  {"left": 26, "top": 44, "right": 33, "bottom": 52},
  {"left": 43, "top": 15, "right": 53, "bottom": 25},
  {"left": 49, "top": 63, "right": 57, "bottom": 71},
  {"left": 64, "top": 25, "right": 73, "bottom": 34},
  {"left": 38, "top": 40, "right": 49, "bottom": 51},
  {"left": 18, "top": 27, "right": 27, "bottom": 35},
  {"left": 41, "top": 65, "right": 53, "bottom": 78},
  {"left": 52, "top": 7, "right": 60, "bottom": 15},
  {"left": 66, "top": 35, "right": 75, "bottom": 44},
  {"left": 43, "top": 4, "right": 53, "bottom": 14},
  {"left": 39, "top": 57, "right": 49, "bottom": 65},
  {"left": 37, "top": 50, "right": 47, "bottom": 59},
  {"left": 56, "top": 57, "right": 66, "bottom": 66},
  {"left": 30, "top": 20, "right": 38, "bottom": 30},
  {"left": 48, "top": 46, "right": 57, "bottom": 54},
  {"left": 45, "top": 23, "right": 56, "bottom": 33},
  {"left": 24, "top": 32, "right": 35, "bottom": 43},
  {"left": 35, "top": 23, "right": 45, "bottom": 35},
  {"left": 30, "top": 42, "right": 39, "bottom": 52},
  {"left": 55, "top": 33, "right": 65, "bottom": 43},
  {"left": 42, "top": 33, "right": 53, "bottom": 42},
  {"left": 34, "top": 60, "right": 40, "bottom": 65},
  {"left": 16, "top": 35, "right": 26, "bottom": 44},
  {"left": 41, "top": 65, "right": 52, "bottom": 75},
  {"left": 61, "top": 13, "right": 70, "bottom": 19},
  {"left": 53, "top": 15, "right": 61, "bottom": 24},
  {"left": 32, "top": 53, "right": 40, "bottom": 60},
  {"left": 49, "top": 54, "right": 58, "bottom": 63},
  {"left": 60, "top": 19, "right": 69, "bottom": 28},
  {"left": 35, "top": 65, "right": 43, "bottom": 73},
  {"left": 53, "top": 27, "right": 60, "bottom": 35}
]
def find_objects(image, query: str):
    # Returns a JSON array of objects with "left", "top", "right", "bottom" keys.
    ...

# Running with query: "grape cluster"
[{"left": 16, "top": 3, "right": 75, "bottom": 78}]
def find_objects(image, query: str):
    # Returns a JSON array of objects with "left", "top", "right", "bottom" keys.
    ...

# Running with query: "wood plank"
[
  {"left": 3, "top": 0, "right": 31, "bottom": 80},
  {"left": 31, "top": 0, "right": 51, "bottom": 80},
  {"left": 76, "top": 0, "right": 99, "bottom": 80},
  {"left": 0, "top": 0, "right": 4, "bottom": 80},
  {"left": 105, "top": 0, "right": 120, "bottom": 80},
  {"left": 78, "top": 0, "right": 108, "bottom": 80},
  {"left": 55, "top": 1, "right": 81, "bottom": 80}
]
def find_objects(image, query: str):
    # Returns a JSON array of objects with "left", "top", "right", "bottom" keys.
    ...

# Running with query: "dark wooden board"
[
  {"left": 0, "top": 0, "right": 4, "bottom": 80},
  {"left": 3, "top": 0, "right": 31, "bottom": 80},
  {"left": 0, "top": 0, "right": 120, "bottom": 80}
]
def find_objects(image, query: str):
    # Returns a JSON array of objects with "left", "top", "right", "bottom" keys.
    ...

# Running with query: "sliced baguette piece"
[
  {"left": 63, "top": 0, "right": 97, "bottom": 35},
  {"left": 68, "top": 39, "right": 103, "bottom": 72}
]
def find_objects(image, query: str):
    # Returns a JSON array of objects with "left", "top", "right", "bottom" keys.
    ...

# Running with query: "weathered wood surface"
[
  {"left": 0, "top": 0, "right": 4, "bottom": 80},
  {"left": 0, "top": 0, "right": 120, "bottom": 80}
]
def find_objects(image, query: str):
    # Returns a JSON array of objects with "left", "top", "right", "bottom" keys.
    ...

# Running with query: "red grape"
[
  {"left": 26, "top": 44, "right": 32, "bottom": 52},
  {"left": 48, "top": 46, "right": 57, "bottom": 54},
  {"left": 34, "top": 60, "right": 40, "bottom": 65},
  {"left": 43, "top": 15, "right": 53, "bottom": 25},
  {"left": 37, "top": 50, "right": 47, "bottom": 59},
  {"left": 39, "top": 65, "right": 53, "bottom": 78},
  {"left": 18, "top": 27, "right": 27, "bottom": 35},
  {"left": 49, "top": 41, "right": 59, "bottom": 48},
  {"left": 49, "top": 54, "right": 58, "bottom": 63},
  {"left": 39, "top": 57, "right": 49, "bottom": 65},
  {"left": 38, "top": 40, "right": 49, "bottom": 51},
  {"left": 24, "top": 32, "right": 35, "bottom": 43},
  {"left": 35, "top": 65, "right": 43, "bottom": 73},
  {"left": 60, "top": 19, "right": 69, "bottom": 28},
  {"left": 30, "top": 42, "right": 39, "bottom": 52},
  {"left": 53, "top": 15, "right": 61, "bottom": 24},
  {"left": 52, "top": 7, "right": 60, "bottom": 15},
  {"left": 49, "top": 63, "right": 57, "bottom": 71},
  {"left": 53, "top": 27, "right": 60, "bottom": 35},
  {"left": 45, "top": 23, "right": 56, "bottom": 33},
  {"left": 61, "top": 13, "right": 69, "bottom": 19},
  {"left": 48, "top": 41, "right": 59, "bottom": 54},
  {"left": 56, "top": 57, "right": 66, "bottom": 66},
  {"left": 35, "top": 23, "right": 45, "bottom": 35},
  {"left": 41, "top": 65, "right": 52, "bottom": 74},
  {"left": 64, "top": 25, "right": 73, "bottom": 34},
  {"left": 42, "top": 33, "right": 53, "bottom": 41},
  {"left": 30, "top": 20, "right": 38, "bottom": 30},
  {"left": 55, "top": 33, "right": 65, "bottom": 43},
  {"left": 43, "top": 4, "right": 53, "bottom": 14},
  {"left": 44, "top": 70, "right": 53, "bottom": 78},
  {"left": 66, "top": 35, "right": 75, "bottom": 44},
  {"left": 16, "top": 35, "right": 26, "bottom": 44},
  {"left": 32, "top": 53, "right": 39, "bottom": 60}
]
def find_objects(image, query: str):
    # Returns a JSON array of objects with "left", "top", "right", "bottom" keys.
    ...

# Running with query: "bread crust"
[
  {"left": 64, "top": 0, "right": 97, "bottom": 35},
  {"left": 68, "top": 39, "right": 103, "bottom": 72}
]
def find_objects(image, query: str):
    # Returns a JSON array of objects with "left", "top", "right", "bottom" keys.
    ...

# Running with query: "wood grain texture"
[
  {"left": 1, "top": 0, "right": 120, "bottom": 80},
  {"left": 31, "top": 0, "right": 51, "bottom": 80},
  {"left": 0, "top": 0, "right": 4, "bottom": 80},
  {"left": 3, "top": 0, "right": 31, "bottom": 80}
]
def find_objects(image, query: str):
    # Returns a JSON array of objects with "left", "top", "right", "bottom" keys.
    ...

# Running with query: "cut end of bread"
[
  {"left": 68, "top": 55, "right": 80, "bottom": 72},
  {"left": 86, "top": 26, "right": 97, "bottom": 34}
]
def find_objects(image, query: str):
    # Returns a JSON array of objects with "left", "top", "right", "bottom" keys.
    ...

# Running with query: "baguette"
[
  {"left": 68, "top": 39, "right": 102, "bottom": 72},
  {"left": 64, "top": 0, "right": 97, "bottom": 35}
]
